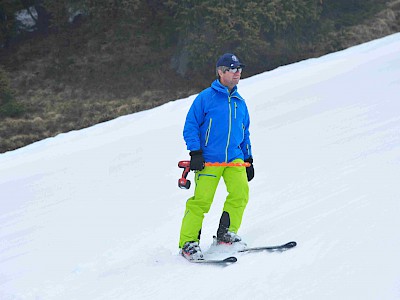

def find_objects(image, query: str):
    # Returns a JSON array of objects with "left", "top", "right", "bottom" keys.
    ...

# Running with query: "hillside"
[
  {"left": 0, "top": 0, "right": 399, "bottom": 153},
  {"left": 1, "top": 33, "right": 400, "bottom": 299}
]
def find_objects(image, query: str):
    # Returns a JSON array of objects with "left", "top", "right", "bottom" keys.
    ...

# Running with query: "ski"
[
  {"left": 238, "top": 241, "right": 297, "bottom": 253},
  {"left": 186, "top": 256, "right": 238, "bottom": 265},
  {"left": 181, "top": 241, "right": 296, "bottom": 264}
]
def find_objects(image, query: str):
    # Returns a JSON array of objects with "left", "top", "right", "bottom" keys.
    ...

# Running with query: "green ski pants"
[{"left": 179, "top": 159, "right": 249, "bottom": 248}]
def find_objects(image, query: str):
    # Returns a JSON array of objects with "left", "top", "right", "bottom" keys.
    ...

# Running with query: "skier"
[{"left": 179, "top": 53, "right": 254, "bottom": 260}]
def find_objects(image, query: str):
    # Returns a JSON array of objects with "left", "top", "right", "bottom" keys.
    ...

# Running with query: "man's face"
[{"left": 219, "top": 67, "right": 242, "bottom": 90}]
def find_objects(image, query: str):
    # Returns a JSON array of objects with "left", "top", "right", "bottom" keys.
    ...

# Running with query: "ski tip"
[
  {"left": 223, "top": 256, "right": 238, "bottom": 263},
  {"left": 186, "top": 256, "right": 238, "bottom": 264}
]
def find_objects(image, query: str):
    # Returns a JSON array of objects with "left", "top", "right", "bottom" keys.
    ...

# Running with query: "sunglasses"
[{"left": 224, "top": 67, "right": 243, "bottom": 74}]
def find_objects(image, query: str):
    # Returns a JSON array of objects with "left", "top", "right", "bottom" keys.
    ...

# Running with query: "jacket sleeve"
[
  {"left": 240, "top": 105, "right": 252, "bottom": 159},
  {"left": 183, "top": 94, "right": 204, "bottom": 151}
]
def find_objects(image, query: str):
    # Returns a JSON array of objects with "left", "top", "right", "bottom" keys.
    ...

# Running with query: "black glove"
[
  {"left": 245, "top": 157, "right": 254, "bottom": 182},
  {"left": 189, "top": 150, "right": 205, "bottom": 171}
]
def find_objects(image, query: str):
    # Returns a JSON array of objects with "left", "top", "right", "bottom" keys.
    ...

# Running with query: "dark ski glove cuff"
[
  {"left": 245, "top": 157, "right": 254, "bottom": 182},
  {"left": 190, "top": 150, "right": 205, "bottom": 171}
]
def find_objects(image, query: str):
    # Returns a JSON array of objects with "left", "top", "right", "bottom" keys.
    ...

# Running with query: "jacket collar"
[{"left": 211, "top": 79, "right": 241, "bottom": 99}]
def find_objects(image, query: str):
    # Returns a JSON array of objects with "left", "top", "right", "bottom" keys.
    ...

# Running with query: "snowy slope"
[{"left": 1, "top": 33, "right": 400, "bottom": 300}]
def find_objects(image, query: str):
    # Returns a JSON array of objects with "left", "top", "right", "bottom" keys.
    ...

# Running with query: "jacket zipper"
[
  {"left": 225, "top": 95, "right": 232, "bottom": 162},
  {"left": 205, "top": 118, "right": 212, "bottom": 146},
  {"left": 234, "top": 102, "right": 237, "bottom": 119}
]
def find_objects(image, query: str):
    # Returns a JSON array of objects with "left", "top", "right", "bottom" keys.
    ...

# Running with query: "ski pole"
[{"left": 178, "top": 160, "right": 250, "bottom": 189}]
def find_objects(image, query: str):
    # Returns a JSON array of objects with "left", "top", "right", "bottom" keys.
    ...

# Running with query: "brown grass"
[{"left": 1, "top": 1, "right": 399, "bottom": 154}]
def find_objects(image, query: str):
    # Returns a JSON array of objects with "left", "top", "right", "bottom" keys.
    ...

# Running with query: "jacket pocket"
[{"left": 205, "top": 118, "right": 212, "bottom": 147}]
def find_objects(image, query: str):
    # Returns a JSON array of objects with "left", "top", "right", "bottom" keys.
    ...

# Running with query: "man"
[{"left": 179, "top": 53, "right": 254, "bottom": 260}]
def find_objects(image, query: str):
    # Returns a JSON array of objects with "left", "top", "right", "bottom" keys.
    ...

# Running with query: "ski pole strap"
[{"left": 205, "top": 162, "right": 251, "bottom": 167}]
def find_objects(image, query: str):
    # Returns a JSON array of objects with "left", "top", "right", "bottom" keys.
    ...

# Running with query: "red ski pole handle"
[{"left": 177, "top": 160, "right": 250, "bottom": 189}]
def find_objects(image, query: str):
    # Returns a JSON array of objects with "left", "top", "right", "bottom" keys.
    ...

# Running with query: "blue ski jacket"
[{"left": 183, "top": 79, "right": 252, "bottom": 163}]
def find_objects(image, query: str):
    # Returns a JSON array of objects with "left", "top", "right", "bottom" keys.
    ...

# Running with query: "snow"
[
  {"left": 15, "top": 8, "right": 37, "bottom": 31},
  {"left": 1, "top": 33, "right": 400, "bottom": 299}
]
